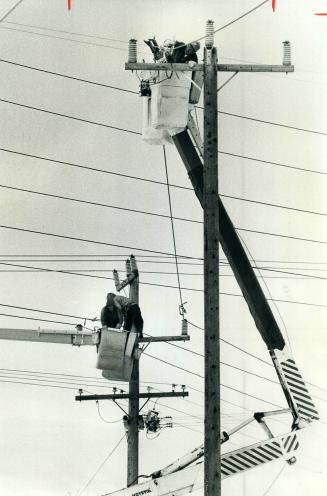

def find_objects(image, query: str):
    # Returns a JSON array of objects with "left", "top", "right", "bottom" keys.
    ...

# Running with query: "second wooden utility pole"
[
  {"left": 127, "top": 258, "right": 139, "bottom": 487},
  {"left": 203, "top": 40, "right": 220, "bottom": 496}
]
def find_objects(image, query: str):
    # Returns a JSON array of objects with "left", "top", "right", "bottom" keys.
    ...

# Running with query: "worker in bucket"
[
  {"left": 100, "top": 294, "right": 123, "bottom": 329},
  {"left": 106, "top": 292, "right": 144, "bottom": 338},
  {"left": 144, "top": 37, "right": 163, "bottom": 61},
  {"left": 144, "top": 38, "right": 200, "bottom": 63}
]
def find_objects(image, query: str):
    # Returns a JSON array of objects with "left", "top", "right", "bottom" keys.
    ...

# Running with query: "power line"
[
  {"left": 0, "top": 25, "right": 130, "bottom": 52},
  {"left": 0, "top": 269, "right": 315, "bottom": 280},
  {"left": 0, "top": 377, "right": 77, "bottom": 390},
  {"left": 0, "top": 224, "right": 199, "bottom": 259},
  {"left": 197, "top": 105, "right": 327, "bottom": 136},
  {"left": 3, "top": 181, "right": 327, "bottom": 228},
  {"left": 2, "top": 253, "right": 327, "bottom": 266},
  {"left": 163, "top": 145, "right": 184, "bottom": 309},
  {"left": 261, "top": 464, "right": 286, "bottom": 496},
  {"left": 0, "top": 183, "right": 200, "bottom": 224},
  {"left": 0, "top": 312, "right": 77, "bottom": 326},
  {"left": 3, "top": 222, "right": 327, "bottom": 265},
  {"left": 188, "top": 320, "right": 273, "bottom": 367},
  {"left": 0, "top": 58, "right": 138, "bottom": 94},
  {"left": 217, "top": 109, "right": 327, "bottom": 137},
  {"left": 219, "top": 150, "right": 327, "bottom": 177},
  {"left": 0, "top": 98, "right": 141, "bottom": 135},
  {"left": 0, "top": 0, "right": 23, "bottom": 23},
  {"left": 75, "top": 434, "right": 125, "bottom": 496},
  {"left": 0, "top": 372, "right": 117, "bottom": 390},
  {"left": 1, "top": 56, "right": 327, "bottom": 140},
  {"left": 215, "top": 0, "right": 270, "bottom": 33},
  {"left": 188, "top": 321, "right": 327, "bottom": 396},
  {"left": 1, "top": 144, "right": 326, "bottom": 195},
  {"left": 143, "top": 352, "right": 283, "bottom": 409},
  {"left": 5, "top": 21, "right": 129, "bottom": 44},
  {"left": 164, "top": 340, "right": 279, "bottom": 386},
  {"left": 0, "top": 302, "right": 94, "bottom": 321},
  {"left": 2, "top": 261, "right": 327, "bottom": 309},
  {"left": 0, "top": 146, "right": 190, "bottom": 189}
]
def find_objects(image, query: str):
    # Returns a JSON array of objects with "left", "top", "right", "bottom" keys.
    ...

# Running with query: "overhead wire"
[
  {"left": 2, "top": 181, "right": 327, "bottom": 228},
  {"left": 188, "top": 320, "right": 327, "bottom": 396},
  {"left": 0, "top": 61, "right": 326, "bottom": 138},
  {"left": 96, "top": 402, "right": 122, "bottom": 424},
  {"left": 3, "top": 222, "right": 327, "bottom": 264},
  {"left": 0, "top": 25, "right": 131, "bottom": 52},
  {"left": 238, "top": 231, "right": 293, "bottom": 353},
  {"left": 163, "top": 145, "right": 184, "bottom": 311},
  {"left": 0, "top": 0, "right": 24, "bottom": 23},
  {"left": 2, "top": 261, "right": 327, "bottom": 310},
  {"left": 75, "top": 434, "right": 125, "bottom": 496},
  {"left": 0, "top": 97, "right": 142, "bottom": 135},
  {"left": 0, "top": 302, "right": 94, "bottom": 321},
  {"left": 143, "top": 352, "right": 284, "bottom": 409},
  {"left": 4, "top": 21, "right": 129, "bottom": 44},
  {"left": 214, "top": 0, "right": 270, "bottom": 34},
  {"left": 261, "top": 464, "right": 286, "bottom": 496},
  {"left": 218, "top": 150, "right": 327, "bottom": 177},
  {"left": 0, "top": 58, "right": 138, "bottom": 94},
  {"left": 0, "top": 312, "right": 78, "bottom": 326},
  {"left": 1, "top": 6, "right": 326, "bottom": 421},
  {"left": 0, "top": 183, "right": 201, "bottom": 224}
]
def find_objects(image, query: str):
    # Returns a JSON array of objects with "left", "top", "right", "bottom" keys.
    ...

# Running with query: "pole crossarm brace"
[
  {"left": 75, "top": 391, "right": 189, "bottom": 402},
  {"left": 125, "top": 63, "right": 294, "bottom": 73},
  {"left": 217, "top": 64, "right": 294, "bottom": 73},
  {"left": 139, "top": 335, "right": 190, "bottom": 343},
  {"left": 114, "top": 268, "right": 138, "bottom": 292}
]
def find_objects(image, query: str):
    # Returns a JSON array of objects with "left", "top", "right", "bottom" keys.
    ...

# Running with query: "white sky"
[{"left": 0, "top": 0, "right": 327, "bottom": 495}]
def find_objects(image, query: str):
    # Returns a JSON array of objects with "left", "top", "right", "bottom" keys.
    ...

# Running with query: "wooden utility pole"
[
  {"left": 126, "top": 257, "right": 140, "bottom": 487},
  {"left": 125, "top": 30, "right": 293, "bottom": 495},
  {"left": 203, "top": 43, "right": 220, "bottom": 496},
  {"left": 112, "top": 256, "right": 190, "bottom": 487}
]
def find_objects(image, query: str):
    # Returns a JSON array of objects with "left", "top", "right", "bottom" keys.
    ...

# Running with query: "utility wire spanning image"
[{"left": 0, "top": 1, "right": 326, "bottom": 496}]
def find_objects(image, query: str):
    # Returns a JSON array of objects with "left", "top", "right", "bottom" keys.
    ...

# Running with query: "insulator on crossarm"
[
  {"left": 205, "top": 20, "right": 214, "bottom": 49},
  {"left": 128, "top": 38, "right": 137, "bottom": 63},
  {"left": 181, "top": 318, "right": 188, "bottom": 336},
  {"left": 282, "top": 40, "right": 291, "bottom": 66}
]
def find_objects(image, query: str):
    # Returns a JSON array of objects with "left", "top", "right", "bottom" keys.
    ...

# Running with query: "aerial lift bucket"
[{"left": 96, "top": 327, "right": 138, "bottom": 382}]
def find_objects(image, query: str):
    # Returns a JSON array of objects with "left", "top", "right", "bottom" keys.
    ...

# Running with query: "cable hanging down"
[{"left": 163, "top": 145, "right": 185, "bottom": 318}]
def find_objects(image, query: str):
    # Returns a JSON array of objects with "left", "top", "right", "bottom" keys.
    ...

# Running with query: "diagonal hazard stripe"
[
  {"left": 229, "top": 455, "right": 252, "bottom": 469},
  {"left": 237, "top": 453, "right": 260, "bottom": 467},
  {"left": 257, "top": 445, "right": 280, "bottom": 459}
]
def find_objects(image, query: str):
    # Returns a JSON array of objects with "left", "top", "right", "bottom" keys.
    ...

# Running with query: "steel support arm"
[
  {"left": 0, "top": 329, "right": 189, "bottom": 345},
  {"left": 0, "top": 328, "right": 96, "bottom": 345},
  {"left": 173, "top": 130, "right": 285, "bottom": 350}
]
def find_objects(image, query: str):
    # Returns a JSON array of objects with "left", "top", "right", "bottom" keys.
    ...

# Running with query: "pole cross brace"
[
  {"left": 75, "top": 391, "right": 189, "bottom": 402},
  {"left": 125, "top": 63, "right": 294, "bottom": 73}
]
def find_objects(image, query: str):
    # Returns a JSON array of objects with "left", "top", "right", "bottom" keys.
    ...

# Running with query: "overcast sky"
[{"left": 0, "top": 0, "right": 327, "bottom": 495}]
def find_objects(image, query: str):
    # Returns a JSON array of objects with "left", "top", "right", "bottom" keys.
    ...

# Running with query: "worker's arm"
[{"left": 100, "top": 307, "right": 106, "bottom": 326}]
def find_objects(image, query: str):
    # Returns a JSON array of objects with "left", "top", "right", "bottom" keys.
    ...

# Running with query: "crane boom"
[{"left": 106, "top": 431, "right": 300, "bottom": 496}]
